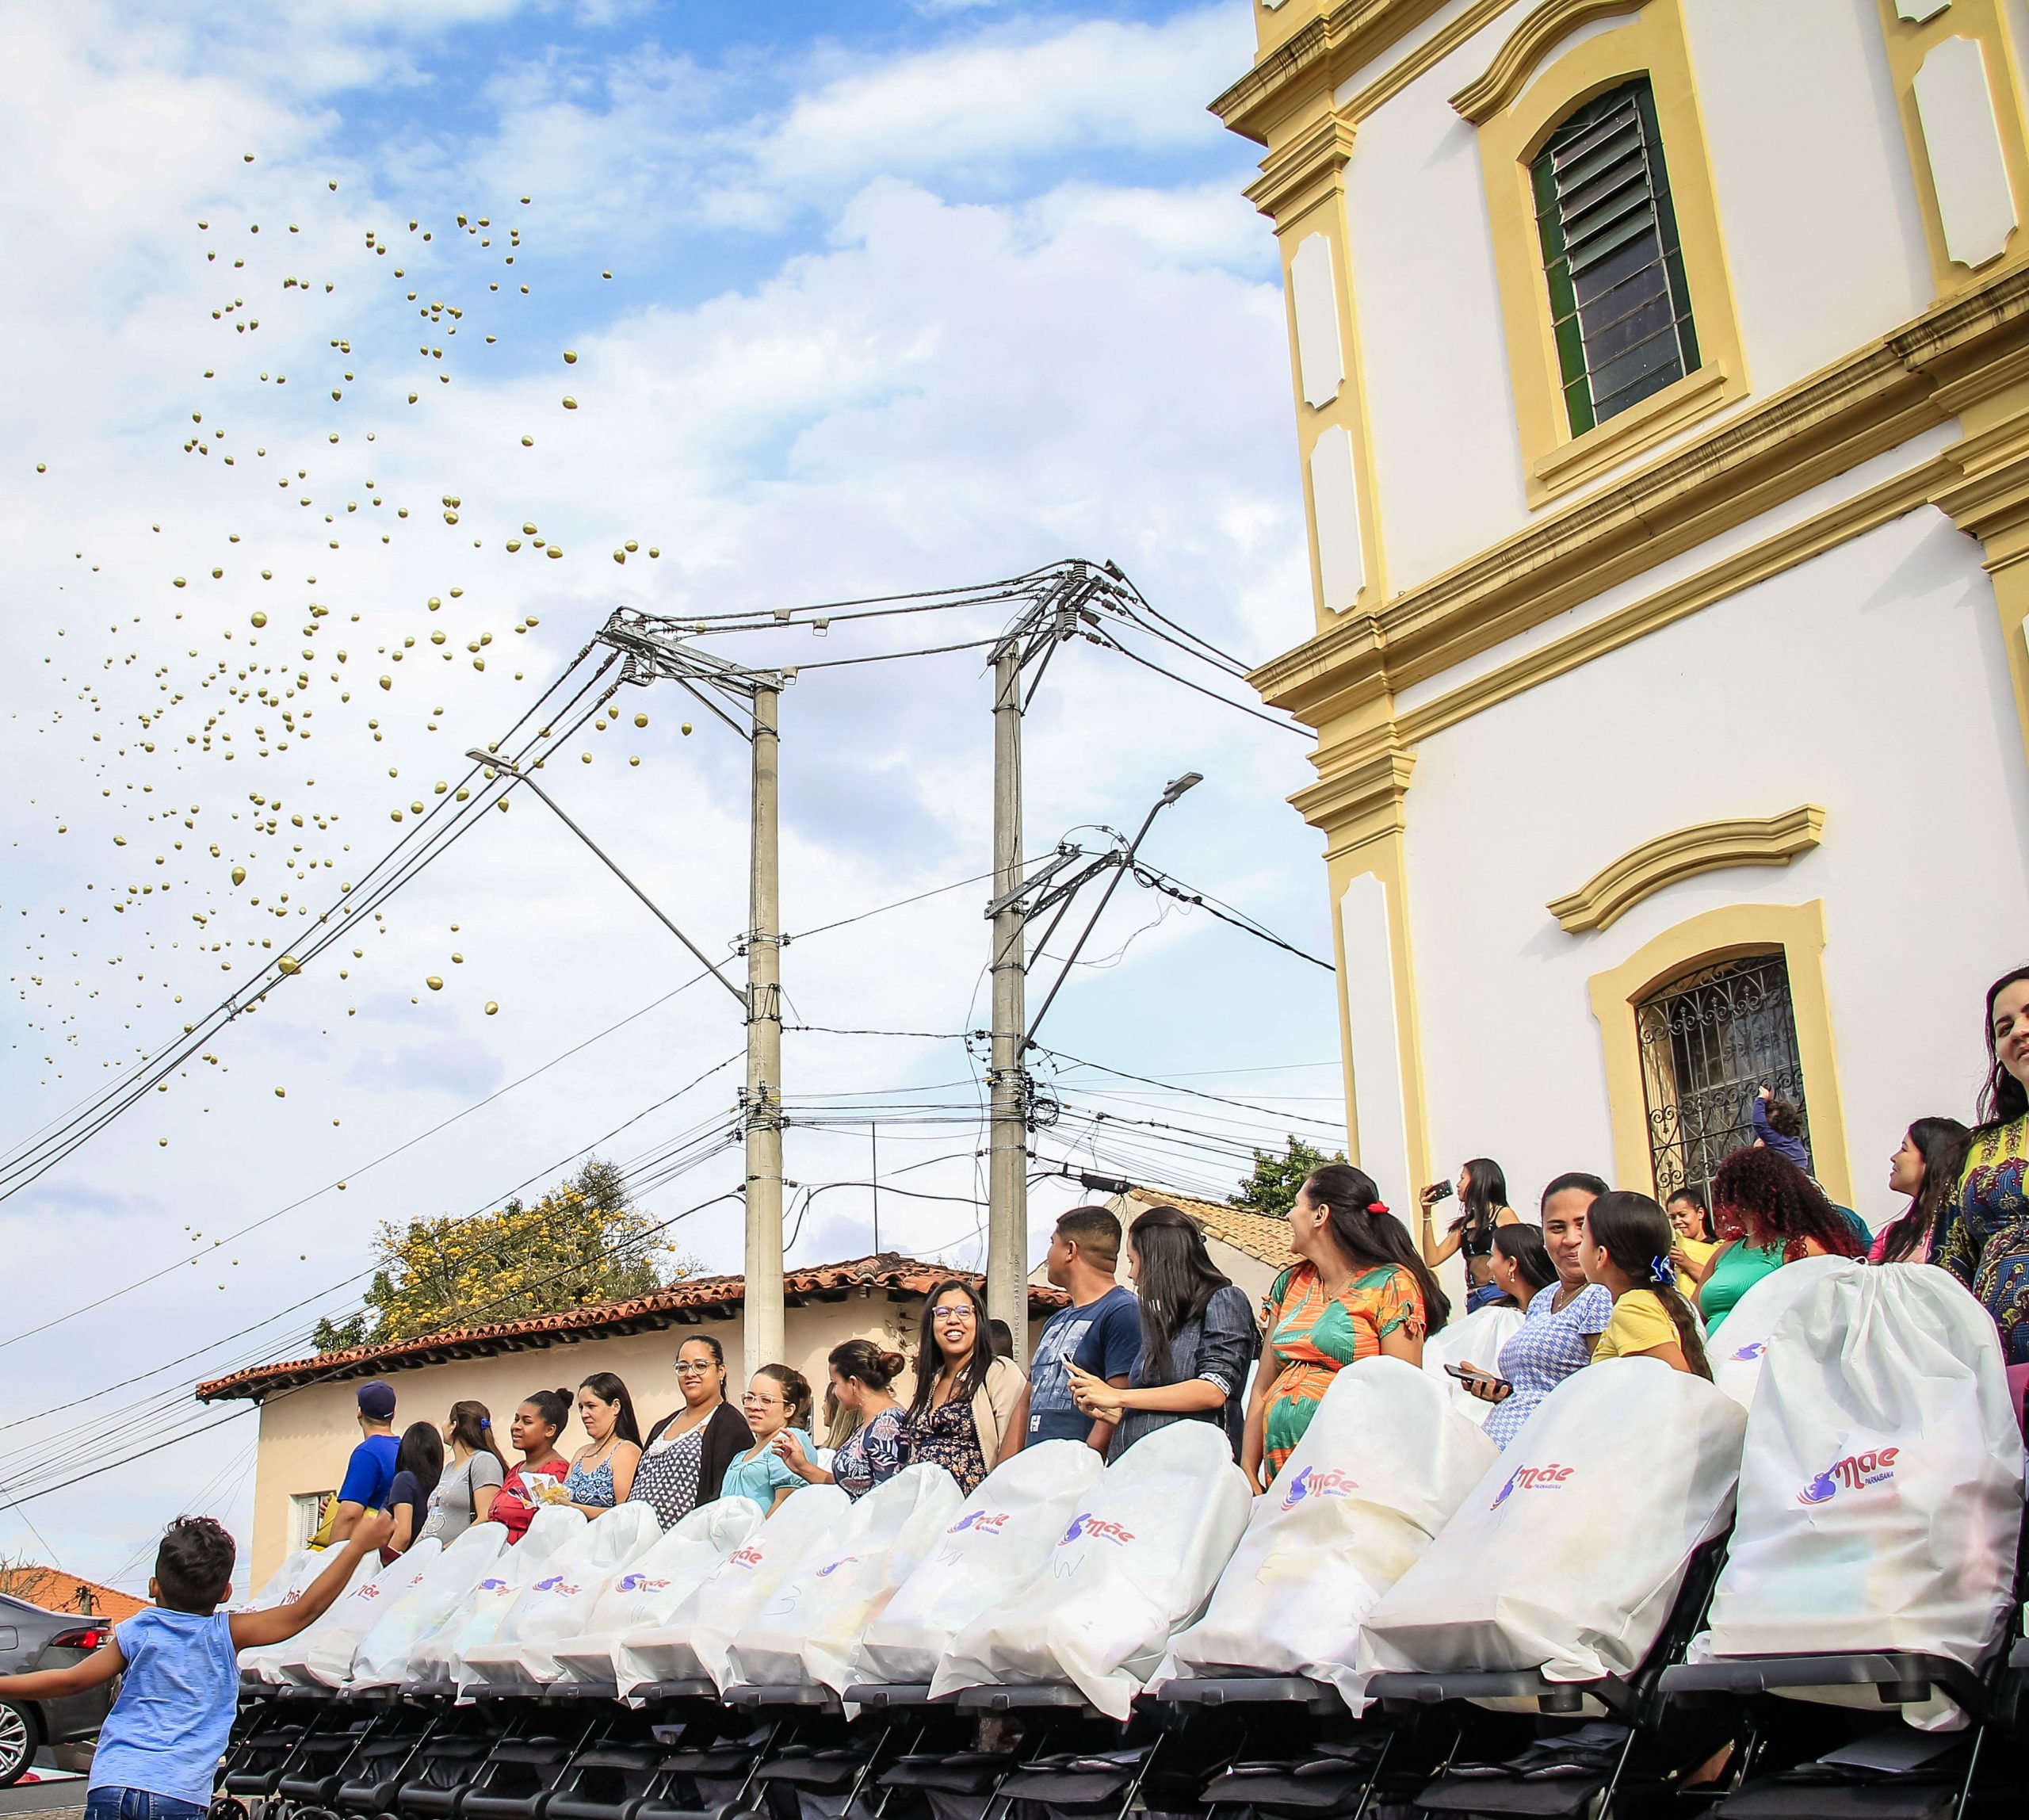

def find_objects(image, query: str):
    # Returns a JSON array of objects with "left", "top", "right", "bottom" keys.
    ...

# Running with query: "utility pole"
[
  {"left": 987, "top": 638, "right": 1029, "bottom": 1356},
  {"left": 744, "top": 680, "right": 785, "bottom": 1371}
]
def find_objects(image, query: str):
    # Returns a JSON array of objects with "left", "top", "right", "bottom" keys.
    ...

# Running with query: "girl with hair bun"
[
  {"left": 720, "top": 1365, "right": 820, "bottom": 1516},
  {"left": 774, "top": 1338, "right": 909, "bottom": 1499},
  {"left": 1580, "top": 1193, "right": 1712, "bottom": 1378},
  {"left": 491, "top": 1389, "right": 574, "bottom": 1543}
]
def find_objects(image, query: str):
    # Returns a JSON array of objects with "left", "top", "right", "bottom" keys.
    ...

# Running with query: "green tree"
[
  {"left": 1231, "top": 1135, "right": 1347, "bottom": 1218},
  {"left": 311, "top": 1157, "right": 692, "bottom": 1352}
]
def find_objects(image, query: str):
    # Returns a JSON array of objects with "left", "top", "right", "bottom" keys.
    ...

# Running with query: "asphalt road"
[{"left": 0, "top": 1750, "right": 88, "bottom": 1816}]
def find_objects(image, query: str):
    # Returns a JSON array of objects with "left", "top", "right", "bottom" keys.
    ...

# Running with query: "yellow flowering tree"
[{"left": 312, "top": 1158, "right": 687, "bottom": 1351}]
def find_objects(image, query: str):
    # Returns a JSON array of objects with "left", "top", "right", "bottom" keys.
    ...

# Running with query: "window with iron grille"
[
  {"left": 1531, "top": 78, "right": 1700, "bottom": 437},
  {"left": 1636, "top": 951, "right": 1809, "bottom": 1210}
]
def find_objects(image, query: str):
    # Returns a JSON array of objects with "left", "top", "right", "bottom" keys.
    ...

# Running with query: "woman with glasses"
[
  {"left": 720, "top": 1365, "right": 820, "bottom": 1515},
  {"left": 625, "top": 1335, "right": 754, "bottom": 1530},
  {"left": 896, "top": 1279, "right": 1026, "bottom": 1493}
]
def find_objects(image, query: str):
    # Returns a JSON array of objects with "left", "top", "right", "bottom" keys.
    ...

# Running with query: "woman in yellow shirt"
[
  {"left": 1580, "top": 1191, "right": 1713, "bottom": 1378},
  {"left": 1665, "top": 1189, "right": 1719, "bottom": 1283}
]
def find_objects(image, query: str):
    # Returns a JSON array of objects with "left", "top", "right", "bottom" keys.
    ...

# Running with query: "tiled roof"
[
  {"left": 1124, "top": 1186, "right": 1292, "bottom": 1268},
  {"left": 0, "top": 1569, "right": 147, "bottom": 1623},
  {"left": 197, "top": 1254, "right": 1068, "bottom": 1403}
]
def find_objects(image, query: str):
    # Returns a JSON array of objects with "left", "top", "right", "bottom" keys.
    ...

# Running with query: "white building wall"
[{"left": 1398, "top": 507, "right": 2029, "bottom": 1222}]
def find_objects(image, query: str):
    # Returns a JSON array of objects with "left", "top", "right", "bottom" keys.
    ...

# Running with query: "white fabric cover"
[
  {"left": 1692, "top": 1266, "right": 2024, "bottom": 1726},
  {"left": 237, "top": 1548, "right": 323, "bottom": 1612},
  {"left": 858, "top": 1440, "right": 1105, "bottom": 1689},
  {"left": 403, "top": 1508, "right": 586, "bottom": 1685},
  {"left": 460, "top": 1503, "right": 663, "bottom": 1688},
  {"left": 1164, "top": 1356, "right": 1499, "bottom": 1710},
  {"left": 1423, "top": 1304, "right": 1527, "bottom": 1428},
  {"left": 552, "top": 1501, "right": 763, "bottom": 1687},
  {"left": 1362, "top": 1358, "right": 1745, "bottom": 1688},
  {"left": 1708, "top": 1256, "right": 1867, "bottom": 1410},
  {"left": 615, "top": 1489, "right": 846, "bottom": 1694},
  {"left": 266, "top": 1543, "right": 445, "bottom": 1685},
  {"left": 932, "top": 1420, "right": 1252, "bottom": 1719},
  {"left": 237, "top": 1550, "right": 380, "bottom": 1681},
  {"left": 728, "top": 1465, "right": 964, "bottom": 1695},
  {"left": 350, "top": 1524, "right": 510, "bottom": 1688}
]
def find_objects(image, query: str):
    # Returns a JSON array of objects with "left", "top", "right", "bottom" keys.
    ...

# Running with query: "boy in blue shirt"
[
  {"left": 329, "top": 1379, "right": 400, "bottom": 1544},
  {"left": 0, "top": 1508, "right": 392, "bottom": 1820}
]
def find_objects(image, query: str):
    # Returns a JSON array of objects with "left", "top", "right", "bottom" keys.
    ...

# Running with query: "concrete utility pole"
[
  {"left": 744, "top": 681, "right": 785, "bottom": 1371},
  {"left": 987, "top": 639, "right": 1029, "bottom": 1357}
]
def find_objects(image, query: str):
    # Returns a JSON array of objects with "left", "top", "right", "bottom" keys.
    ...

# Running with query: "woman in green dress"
[
  {"left": 1696, "top": 1145, "right": 1863, "bottom": 1332},
  {"left": 1241, "top": 1161, "right": 1450, "bottom": 1490}
]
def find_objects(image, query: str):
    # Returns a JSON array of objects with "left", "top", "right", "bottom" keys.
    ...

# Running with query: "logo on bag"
[
  {"left": 816, "top": 1557, "right": 858, "bottom": 1577},
  {"left": 1728, "top": 1340, "right": 1767, "bottom": 1363},
  {"left": 1798, "top": 1447, "right": 1900, "bottom": 1505},
  {"left": 1490, "top": 1463, "right": 1575, "bottom": 1508},
  {"left": 615, "top": 1573, "right": 668, "bottom": 1593},
  {"left": 355, "top": 1585, "right": 382, "bottom": 1600},
  {"left": 533, "top": 1575, "right": 580, "bottom": 1596},
  {"left": 1061, "top": 1512, "right": 1135, "bottom": 1546},
  {"left": 1280, "top": 1466, "right": 1359, "bottom": 1510},
  {"left": 729, "top": 1545, "right": 766, "bottom": 1568},
  {"left": 950, "top": 1510, "right": 1010, "bottom": 1535},
  {"left": 477, "top": 1577, "right": 508, "bottom": 1593}
]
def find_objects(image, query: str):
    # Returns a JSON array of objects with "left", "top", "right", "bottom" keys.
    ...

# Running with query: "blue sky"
[{"left": 0, "top": 0, "right": 1345, "bottom": 1587}]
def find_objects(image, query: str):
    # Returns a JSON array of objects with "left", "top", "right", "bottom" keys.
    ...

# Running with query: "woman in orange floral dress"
[{"left": 1241, "top": 1162, "right": 1451, "bottom": 1489}]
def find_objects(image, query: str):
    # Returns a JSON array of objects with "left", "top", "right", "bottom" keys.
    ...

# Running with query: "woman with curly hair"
[{"left": 1698, "top": 1146, "right": 1866, "bottom": 1332}]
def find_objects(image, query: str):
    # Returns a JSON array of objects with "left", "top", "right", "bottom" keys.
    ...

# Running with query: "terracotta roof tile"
[
  {"left": 1123, "top": 1186, "right": 1292, "bottom": 1268},
  {"left": 197, "top": 1253, "right": 1067, "bottom": 1403},
  {"left": 0, "top": 1569, "right": 147, "bottom": 1623}
]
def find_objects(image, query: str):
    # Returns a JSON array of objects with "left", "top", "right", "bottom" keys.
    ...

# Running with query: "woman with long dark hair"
[
  {"left": 1871, "top": 1117, "right": 1970, "bottom": 1263},
  {"left": 491, "top": 1390, "right": 575, "bottom": 1544},
  {"left": 385, "top": 1421, "right": 446, "bottom": 1557},
  {"left": 1698, "top": 1145, "right": 1866, "bottom": 1332},
  {"left": 1243, "top": 1162, "right": 1450, "bottom": 1489},
  {"left": 563, "top": 1371, "right": 644, "bottom": 1516},
  {"left": 1488, "top": 1222, "right": 1557, "bottom": 1305},
  {"left": 1067, "top": 1205, "right": 1255, "bottom": 1460},
  {"left": 418, "top": 1400, "right": 507, "bottom": 1544},
  {"left": 1580, "top": 1192, "right": 1712, "bottom": 1378},
  {"left": 1933, "top": 965, "right": 2029, "bottom": 1359},
  {"left": 896, "top": 1279, "right": 1026, "bottom": 1494},
  {"left": 626, "top": 1335, "right": 754, "bottom": 1530},
  {"left": 1419, "top": 1157, "right": 1520, "bottom": 1313}
]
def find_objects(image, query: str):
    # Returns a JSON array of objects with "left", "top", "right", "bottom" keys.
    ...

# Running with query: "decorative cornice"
[
  {"left": 1247, "top": 115, "right": 1359, "bottom": 220},
  {"left": 1290, "top": 743, "right": 1416, "bottom": 847},
  {"left": 1547, "top": 806, "right": 1827, "bottom": 934},
  {"left": 1209, "top": 0, "right": 1462, "bottom": 146},
  {"left": 1450, "top": 0, "right": 1654, "bottom": 124}
]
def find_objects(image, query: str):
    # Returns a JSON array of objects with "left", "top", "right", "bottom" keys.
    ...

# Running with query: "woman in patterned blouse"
[
  {"left": 1934, "top": 965, "right": 2029, "bottom": 1362},
  {"left": 773, "top": 1339, "right": 909, "bottom": 1499},
  {"left": 1241, "top": 1162, "right": 1450, "bottom": 1489}
]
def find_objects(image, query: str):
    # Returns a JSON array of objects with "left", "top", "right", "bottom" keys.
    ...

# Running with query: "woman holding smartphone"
[{"left": 1456, "top": 1172, "right": 1612, "bottom": 1450}]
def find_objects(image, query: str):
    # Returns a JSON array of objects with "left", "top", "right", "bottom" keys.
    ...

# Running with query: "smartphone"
[
  {"left": 1443, "top": 1364, "right": 1511, "bottom": 1392},
  {"left": 1425, "top": 1180, "right": 1454, "bottom": 1202}
]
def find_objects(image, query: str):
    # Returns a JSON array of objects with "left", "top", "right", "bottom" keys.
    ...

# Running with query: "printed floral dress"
[
  {"left": 1259, "top": 1260, "right": 1426, "bottom": 1483},
  {"left": 1934, "top": 1115, "right": 2029, "bottom": 1363}
]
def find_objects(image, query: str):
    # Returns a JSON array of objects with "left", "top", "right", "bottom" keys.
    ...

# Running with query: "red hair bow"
[{"left": 1368, "top": 1201, "right": 1390, "bottom": 1214}]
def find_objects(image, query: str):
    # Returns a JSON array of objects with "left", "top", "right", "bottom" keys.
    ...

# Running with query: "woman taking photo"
[
  {"left": 491, "top": 1390, "right": 574, "bottom": 1544},
  {"left": 1418, "top": 1159, "right": 1521, "bottom": 1313},
  {"left": 896, "top": 1279, "right": 1026, "bottom": 1493},
  {"left": 1934, "top": 964, "right": 2029, "bottom": 1358},
  {"left": 627, "top": 1336, "right": 754, "bottom": 1530},
  {"left": 721, "top": 1365, "right": 818, "bottom": 1514},
  {"left": 1460, "top": 1173, "right": 1611, "bottom": 1451},
  {"left": 1699, "top": 1146, "right": 1865, "bottom": 1332},
  {"left": 1871, "top": 1117, "right": 1970, "bottom": 1263},
  {"left": 1245, "top": 1162, "right": 1449, "bottom": 1489},
  {"left": 385, "top": 1422, "right": 445, "bottom": 1558},
  {"left": 1068, "top": 1204, "right": 1255, "bottom": 1460},
  {"left": 418, "top": 1401, "right": 507, "bottom": 1545},
  {"left": 563, "top": 1372, "right": 643, "bottom": 1515},
  {"left": 1580, "top": 1191, "right": 1712, "bottom": 1376},
  {"left": 771, "top": 1340, "right": 908, "bottom": 1500}
]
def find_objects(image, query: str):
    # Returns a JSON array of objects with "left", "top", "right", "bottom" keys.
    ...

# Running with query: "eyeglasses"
[
  {"left": 934, "top": 1306, "right": 976, "bottom": 1321},
  {"left": 674, "top": 1360, "right": 713, "bottom": 1375}
]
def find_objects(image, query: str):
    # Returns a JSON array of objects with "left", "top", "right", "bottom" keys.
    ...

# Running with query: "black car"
[{"left": 0, "top": 1595, "right": 119, "bottom": 1787}]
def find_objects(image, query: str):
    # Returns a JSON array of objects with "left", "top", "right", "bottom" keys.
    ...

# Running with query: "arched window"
[
  {"left": 1531, "top": 78, "right": 1700, "bottom": 436},
  {"left": 1635, "top": 950, "right": 1809, "bottom": 1206}
]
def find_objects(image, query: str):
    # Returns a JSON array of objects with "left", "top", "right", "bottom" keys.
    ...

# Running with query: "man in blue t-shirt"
[
  {"left": 329, "top": 1379, "right": 400, "bottom": 1544},
  {"left": 1011, "top": 1206, "right": 1141, "bottom": 1454}
]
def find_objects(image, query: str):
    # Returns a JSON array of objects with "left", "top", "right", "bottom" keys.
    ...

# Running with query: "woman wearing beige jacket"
[{"left": 895, "top": 1279, "right": 1026, "bottom": 1492}]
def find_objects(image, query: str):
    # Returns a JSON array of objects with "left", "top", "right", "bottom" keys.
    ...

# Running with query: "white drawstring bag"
[
  {"left": 552, "top": 1500, "right": 762, "bottom": 1688},
  {"left": 1707, "top": 1256, "right": 1867, "bottom": 1411},
  {"left": 271, "top": 1542, "right": 445, "bottom": 1685},
  {"left": 1691, "top": 1266, "right": 2023, "bottom": 1727},
  {"left": 933, "top": 1420, "right": 1252, "bottom": 1719},
  {"left": 403, "top": 1508, "right": 585, "bottom": 1685},
  {"left": 1362, "top": 1358, "right": 1744, "bottom": 1693},
  {"left": 350, "top": 1524, "right": 510, "bottom": 1688},
  {"left": 858, "top": 1440, "right": 1105, "bottom": 1688},
  {"left": 460, "top": 1503, "right": 663, "bottom": 1688},
  {"left": 237, "top": 1548, "right": 323, "bottom": 1612},
  {"left": 1164, "top": 1356, "right": 1499, "bottom": 1711},
  {"left": 1423, "top": 1304, "right": 1527, "bottom": 1428},
  {"left": 615, "top": 1488, "right": 847, "bottom": 1695},
  {"left": 728, "top": 1465, "right": 963, "bottom": 1696},
  {"left": 238, "top": 1550, "right": 380, "bottom": 1681}
]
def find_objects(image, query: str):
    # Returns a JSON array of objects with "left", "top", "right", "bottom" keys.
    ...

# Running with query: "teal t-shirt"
[{"left": 719, "top": 1428, "right": 816, "bottom": 1508}]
